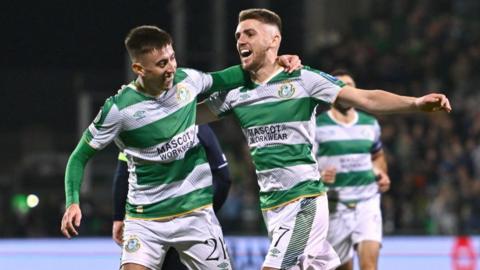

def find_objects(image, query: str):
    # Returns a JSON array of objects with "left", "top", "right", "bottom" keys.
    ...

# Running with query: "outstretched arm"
[
  {"left": 336, "top": 86, "right": 451, "bottom": 114},
  {"left": 61, "top": 137, "right": 97, "bottom": 238}
]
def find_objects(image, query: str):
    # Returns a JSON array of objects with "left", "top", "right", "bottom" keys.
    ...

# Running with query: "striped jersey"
[
  {"left": 84, "top": 67, "right": 244, "bottom": 219},
  {"left": 315, "top": 110, "right": 382, "bottom": 202},
  {"left": 206, "top": 67, "right": 344, "bottom": 210}
]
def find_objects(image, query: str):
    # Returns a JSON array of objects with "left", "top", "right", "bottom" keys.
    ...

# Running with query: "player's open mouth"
[{"left": 240, "top": 49, "right": 252, "bottom": 58}]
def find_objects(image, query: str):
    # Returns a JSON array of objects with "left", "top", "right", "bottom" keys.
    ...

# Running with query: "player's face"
[
  {"left": 136, "top": 44, "right": 177, "bottom": 90},
  {"left": 235, "top": 19, "right": 278, "bottom": 71},
  {"left": 334, "top": 75, "right": 356, "bottom": 111}
]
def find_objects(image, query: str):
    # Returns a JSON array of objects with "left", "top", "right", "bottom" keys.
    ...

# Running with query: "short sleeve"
[
  {"left": 370, "top": 120, "right": 383, "bottom": 153},
  {"left": 205, "top": 91, "right": 232, "bottom": 117},
  {"left": 84, "top": 97, "right": 123, "bottom": 150},
  {"left": 302, "top": 67, "right": 345, "bottom": 104}
]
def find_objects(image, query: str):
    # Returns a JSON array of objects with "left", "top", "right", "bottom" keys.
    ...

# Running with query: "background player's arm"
[
  {"left": 336, "top": 85, "right": 451, "bottom": 114},
  {"left": 197, "top": 125, "right": 231, "bottom": 212},
  {"left": 372, "top": 149, "right": 390, "bottom": 193},
  {"left": 61, "top": 137, "right": 98, "bottom": 238},
  {"left": 196, "top": 102, "right": 219, "bottom": 125},
  {"left": 111, "top": 157, "right": 129, "bottom": 246}
]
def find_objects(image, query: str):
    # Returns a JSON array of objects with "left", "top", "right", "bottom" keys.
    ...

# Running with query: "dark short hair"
[
  {"left": 239, "top": 8, "right": 282, "bottom": 33},
  {"left": 124, "top": 25, "right": 172, "bottom": 59},
  {"left": 330, "top": 69, "right": 354, "bottom": 78}
]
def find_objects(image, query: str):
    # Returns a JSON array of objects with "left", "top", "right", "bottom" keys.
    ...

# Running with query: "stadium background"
[{"left": 1, "top": 0, "right": 479, "bottom": 268}]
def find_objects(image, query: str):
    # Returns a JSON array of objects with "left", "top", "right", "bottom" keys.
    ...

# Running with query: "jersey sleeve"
[
  {"left": 302, "top": 67, "right": 345, "bottom": 104},
  {"left": 207, "top": 65, "right": 248, "bottom": 94},
  {"left": 84, "top": 97, "right": 123, "bottom": 150},
  {"left": 204, "top": 91, "right": 232, "bottom": 118},
  {"left": 64, "top": 136, "right": 98, "bottom": 206},
  {"left": 181, "top": 65, "right": 247, "bottom": 95},
  {"left": 370, "top": 120, "right": 383, "bottom": 154}
]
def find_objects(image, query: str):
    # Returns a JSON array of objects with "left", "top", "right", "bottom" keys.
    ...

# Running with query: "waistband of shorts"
[
  {"left": 125, "top": 204, "right": 212, "bottom": 222},
  {"left": 261, "top": 192, "right": 326, "bottom": 211}
]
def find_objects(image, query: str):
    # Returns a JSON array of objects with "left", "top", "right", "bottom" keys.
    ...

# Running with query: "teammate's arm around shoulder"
[{"left": 336, "top": 85, "right": 451, "bottom": 114}]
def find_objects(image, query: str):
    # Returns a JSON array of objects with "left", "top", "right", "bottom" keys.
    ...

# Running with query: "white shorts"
[
  {"left": 326, "top": 194, "right": 382, "bottom": 264},
  {"left": 262, "top": 195, "right": 341, "bottom": 270},
  {"left": 121, "top": 207, "right": 232, "bottom": 270}
]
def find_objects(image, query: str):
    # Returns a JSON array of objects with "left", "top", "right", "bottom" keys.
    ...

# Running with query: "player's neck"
[
  {"left": 330, "top": 108, "right": 356, "bottom": 124},
  {"left": 250, "top": 57, "right": 282, "bottom": 85},
  {"left": 135, "top": 78, "right": 166, "bottom": 97}
]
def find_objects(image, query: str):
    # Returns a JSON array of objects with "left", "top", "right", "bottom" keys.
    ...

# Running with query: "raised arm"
[{"left": 336, "top": 86, "right": 451, "bottom": 114}]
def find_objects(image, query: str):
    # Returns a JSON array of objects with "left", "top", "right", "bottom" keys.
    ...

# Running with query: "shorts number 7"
[{"left": 274, "top": 226, "right": 291, "bottom": 247}]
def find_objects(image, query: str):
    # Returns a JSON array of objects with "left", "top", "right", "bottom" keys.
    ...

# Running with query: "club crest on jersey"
[
  {"left": 278, "top": 83, "right": 295, "bottom": 98},
  {"left": 176, "top": 84, "right": 191, "bottom": 102},
  {"left": 124, "top": 235, "right": 141, "bottom": 253}
]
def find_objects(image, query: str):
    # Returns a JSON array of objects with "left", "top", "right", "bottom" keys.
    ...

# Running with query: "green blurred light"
[{"left": 11, "top": 194, "right": 29, "bottom": 215}]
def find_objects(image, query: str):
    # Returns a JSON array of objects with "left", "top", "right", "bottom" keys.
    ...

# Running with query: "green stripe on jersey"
[
  {"left": 173, "top": 69, "right": 188, "bottom": 85},
  {"left": 260, "top": 180, "right": 324, "bottom": 209},
  {"left": 135, "top": 144, "right": 208, "bottom": 186},
  {"left": 252, "top": 144, "right": 316, "bottom": 171},
  {"left": 327, "top": 170, "right": 376, "bottom": 187},
  {"left": 233, "top": 98, "right": 315, "bottom": 128},
  {"left": 315, "top": 113, "right": 336, "bottom": 126},
  {"left": 93, "top": 97, "right": 115, "bottom": 127},
  {"left": 317, "top": 140, "right": 373, "bottom": 156},
  {"left": 119, "top": 101, "right": 196, "bottom": 148},
  {"left": 357, "top": 111, "right": 377, "bottom": 125},
  {"left": 126, "top": 186, "right": 213, "bottom": 219},
  {"left": 115, "top": 87, "right": 152, "bottom": 110}
]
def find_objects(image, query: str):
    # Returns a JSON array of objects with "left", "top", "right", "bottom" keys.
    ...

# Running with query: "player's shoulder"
[
  {"left": 174, "top": 68, "right": 206, "bottom": 84},
  {"left": 356, "top": 110, "right": 379, "bottom": 125},
  {"left": 108, "top": 83, "right": 148, "bottom": 110},
  {"left": 300, "top": 66, "right": 346, "bottom": 87}
]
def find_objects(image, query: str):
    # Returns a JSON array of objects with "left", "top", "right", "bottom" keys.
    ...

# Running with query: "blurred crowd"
[{"left": 3, "top": 0, "right": 479, "bottom": 237}]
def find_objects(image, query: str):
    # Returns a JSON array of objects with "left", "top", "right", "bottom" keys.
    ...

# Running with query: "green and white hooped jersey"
[
  {"left": 207, "top": 67, "right": 344, "bottom": 210},
  {"left": 85, "top": 68, "right": 236, "bottom": 220},
  {"left": 315, "top": 110, "right": 382, "bottom": 202}
]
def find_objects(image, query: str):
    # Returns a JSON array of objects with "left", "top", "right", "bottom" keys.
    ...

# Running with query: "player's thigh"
[
  {"left": 121, "top": 219, "right": 169, "bottom": 270},
  {"left": 327, "top": 205, "right": 356, "bottom": 265},
  {"left": 352, "top": 195, "right": 382, "bottom": 246},
  {"left": 174, "top": 208, "right": 232, "bottom": 270},
  {"left": 262, "top": 196, "right": 340, "bottom": 270}
]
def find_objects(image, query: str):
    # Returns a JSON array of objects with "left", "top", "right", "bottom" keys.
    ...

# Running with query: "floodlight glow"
[{"left": 26, "top": 194, "right": 39, "bottom": 208}]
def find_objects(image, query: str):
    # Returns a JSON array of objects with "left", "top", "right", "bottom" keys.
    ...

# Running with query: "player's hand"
[
  {"left": 277, "top": 54, "right": 303, "bottom": 73},
  {"left": 320, "top": 167, "right": 336, "bottom": 184},
  {"left": 414, "top": 93, "right": 451, "bottom": 113},
  {"left": 61, "top": 203, "right": 82, "bottom": 238},
  {"left": 376, "top": 170, "right": 391, "bottom": 193},
  {"left": 112, "top": 220, "right": 125, "bottom": 246}
]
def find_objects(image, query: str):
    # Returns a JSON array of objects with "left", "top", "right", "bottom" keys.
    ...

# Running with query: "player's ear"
[
  {"left": 273, "top": 33, "right": 281, "bottom": 47},
  {"left": 132, "top": 63, "right": 144, "bottom": 76}
]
